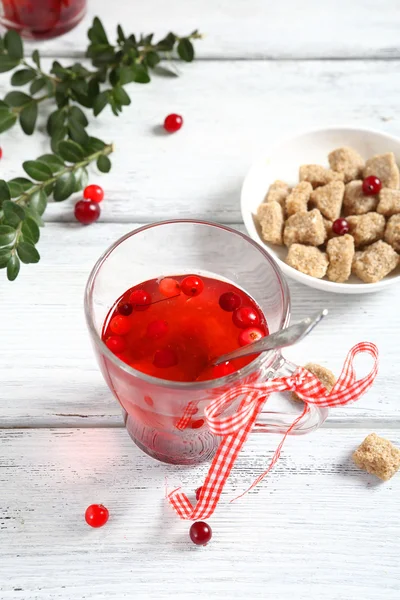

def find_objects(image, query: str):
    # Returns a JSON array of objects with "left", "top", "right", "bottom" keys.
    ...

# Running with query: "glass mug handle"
[{"left": 253, "top": 353, "right": 329, "bottom": 435}]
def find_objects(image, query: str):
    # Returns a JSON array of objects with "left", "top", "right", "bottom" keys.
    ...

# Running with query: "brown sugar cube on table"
[
  {"left": 264, "top": 180, "right": 290, "bottom": 208},
  {"left": 328, "top": 146, "right": 365, "bottom": 183},
  {"left": 346, "top": 212, "right": 385, "bottom": 248},
  {"left": 353, "top": 433, "right": 400, "bottom": 481},
  {"left": 283, "top": 209, "right": 326, "bottom": 247},
  {"left": 285, "top": 182, "right": 312, "bottom": 216},
  {"left": 363, "top": 152, "right": 400, "bottom": 189},
  {"left": 377, "top": 188, "right": 400, "bottom": 216},
  {"left": 299, "top": 164, "right": 344, "bottom": 188},
  {"left": 352, "top": 240, "right": 399, "bottom": 283},
  {"left": 322, "top": 218, "right": 333, "bottom": 239},
  {"left": 310, "top": 180, "right": 345, "bottom": 221},
  {"left": 326, "top": 234, "right": 355, "bottom": 283},
  {"left": 343, "top": 180, "right": 378, "bottom": 216},
  {"left": 257, "top": 201, "right": 284, "bottom": 245},
  {"left": 292, "top": 363, "right": 336, "bottom": 402},
  {"left": 286, "top": 244, "right": 328, "bottom": 278},
  {"left": 384, "top": 214, "right": 400, "bottom": 252}
]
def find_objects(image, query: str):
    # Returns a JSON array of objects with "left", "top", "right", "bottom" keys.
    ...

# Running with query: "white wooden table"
[{"left": 1, "top": 2, "right": 400, "bottom": 598}]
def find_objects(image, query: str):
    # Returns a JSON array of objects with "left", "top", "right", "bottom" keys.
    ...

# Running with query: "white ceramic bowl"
[{"left": 241, "top": 127, "right": 400, "bottom": 294}]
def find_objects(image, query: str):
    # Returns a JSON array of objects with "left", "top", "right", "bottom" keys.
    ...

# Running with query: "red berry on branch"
[
  {"left": 362, "top": 175, "right": 382, "bottom": 196},
  {"left": 332, "top": 218, "right": 350, "bottom": 236},
  {"left": 84, "top": 184, "right": 104, "bottom": 203},
  {"left": 189, "top": 521, "right": 212, "bottom": 546},
  {"left": 85, "top": 504, "right": 109, "bottom": 528},
  {"left": 181, "top": 275, "right": 204, "bottom": 297},
  {"left": 164, "top": 113, "right": 183, "bottom": 133},
  {"left": 74, "top": 200, "right": 100, "bottom": 225},
  {"left": 129, "top": 289, "right": 151, "bottom": 311}
]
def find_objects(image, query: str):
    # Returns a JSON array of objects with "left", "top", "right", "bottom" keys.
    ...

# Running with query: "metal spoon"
[{"left": 212, "top": 309, "right": 328, "bottom": 366}]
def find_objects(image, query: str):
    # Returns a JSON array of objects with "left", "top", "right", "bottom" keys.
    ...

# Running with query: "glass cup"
[
  {"left": 85, "top": 220, "right": 328, "bottom": 465},
  {"left": 0, "top": 0, "right": 86, "bottom": 40}
]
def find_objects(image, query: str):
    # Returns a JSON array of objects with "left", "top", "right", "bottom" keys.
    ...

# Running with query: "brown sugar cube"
[
  {"left": 323, "top": 218, "right": 334, "bottom": 239},
  {"left": 343, "top": 180, "right": 378, "bottom": 216},
  {"left": 292, "top": 363, "right": 336, "bottom": 403},
  {"left": 377, "top": 188, "right": 400, "bottom": 217},
  {"left": 257, "top": 201, "right": 284, "bottom": 245},
  {"left": 352, "top": 433, "right": 400, "bottom": 481},
  {"left": 285, "top": 182, "right": 312, "bottom": 216},
  {"left": 384, "top": 214, "right": 400, "bottom": 252},
  {"left": 346, "top": 212, "right": 385, "bottom": 248},
  {"left": 299, "top": 164, "right": 344, "bottom": 188},
  {"left": 363, "top": 152, "right": 400, "bottom": 189},
  {"left": 328, "top": 147, "right": 365, "bottom": 183},
  {"left": 326, "top": 234, "right": 355, "bottom": 283},
  {"left": 352, "top": 240, "right": 399, "bottom": 283},
  {"left": 283, "top": 209, "right": 326, "bottom": 247},
  {"left": 265, "top": 180, "right": 290, "bottom": 208},
  {"left": 286, "top": 244, "right": 328, "bottom": 278},
  {"left": 310, "top": 180, "right": 345, "bottom": 221}
]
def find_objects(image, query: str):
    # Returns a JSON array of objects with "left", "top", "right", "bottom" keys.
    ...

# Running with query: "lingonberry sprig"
[{"left": 0, "top": 17, "right": 201, "bottom": 282}]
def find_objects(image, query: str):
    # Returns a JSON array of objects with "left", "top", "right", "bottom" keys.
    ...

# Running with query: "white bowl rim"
[{"left": 241, "top": 125, "right": 400, "bottom": 294}]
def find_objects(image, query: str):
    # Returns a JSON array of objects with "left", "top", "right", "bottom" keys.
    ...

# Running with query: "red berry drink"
[
  {"left": 0, "top": 0, "right": 86, "bottom": 39},
  {"left": 102, "top": 274, "right": 269, "bottom": 383}
]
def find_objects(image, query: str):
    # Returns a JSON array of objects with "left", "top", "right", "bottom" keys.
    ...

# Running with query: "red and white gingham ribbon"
[{"left": 168, "top": 342, "right": 378, "bottom": 520}]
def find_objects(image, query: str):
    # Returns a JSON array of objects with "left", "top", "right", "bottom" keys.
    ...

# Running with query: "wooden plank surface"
[
  {"left": 31, "top": 0, "right": 400, "bottom": 60},
  {"left": 0, "top": 428, "right": 398, "bottom": 600},
  {"left": 1, "top": 59, "right": 400, "bottom": 224},
  {"left": 0, "top": 222, "right": 398, "bottom": 427}
]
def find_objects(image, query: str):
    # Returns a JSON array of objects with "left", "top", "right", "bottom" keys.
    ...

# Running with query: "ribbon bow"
[{"left": 168, "top": 342, "right": 378, "bottom": 520}]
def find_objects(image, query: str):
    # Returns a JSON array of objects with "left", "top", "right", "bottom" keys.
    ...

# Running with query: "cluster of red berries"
[
  {"left": 332, "top": 175, "right": 382, "bottom": 236},
  {"left": 75, "top": 184, "right": 104, "bottom": 225},
  {"left": 219, "top": 291, "right": 267, "bottom": 346},
  {"left": 85, "top": 496, "right": 212, "bottom": 546}
]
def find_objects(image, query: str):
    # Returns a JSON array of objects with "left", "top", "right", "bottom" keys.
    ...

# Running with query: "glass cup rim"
[{"left": 84, "top": 219, "right": 291, "bottom": 390}]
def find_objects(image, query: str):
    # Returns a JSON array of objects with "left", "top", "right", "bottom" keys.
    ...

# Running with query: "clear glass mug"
[
  {"left": 85, "top": 221, "right": 328, "bottom": 465},
  {"left": 0, "top": 0, "right": 86, "bottom": 40}
]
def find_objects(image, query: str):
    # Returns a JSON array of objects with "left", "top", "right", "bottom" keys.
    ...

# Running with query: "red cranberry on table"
[
  {"left": 189, "top": 521, "right": 212, "bottom": 546},
  {"left": 0, "top": 147, "right": 3, "bottom": 159},
  {"left": 164, "top": 113, "right": 183, "bottom": 133},
  {"left": 232, "top": 306, "right": 260, "bottom": 329},
  {"left": 85, "top": 504, "right": 109, "bottom": 528},
  {"left": 74, "top": 200, "right": 100, "bottom": 225},
  {"left": 332, "top": 218, "right": 350, "bottom": 236},
  {"left": 362, "top": 176, "right": 382, "bottom": 196},
  {"left": 238, "top": 327, "right": 265, "bottom": 347},
  {"left": 181, "top": 275, "right": 204, "bottom": 297},
  {"left": 83, "top": 184, "right": 104, "bottom": 203},
  {"left": 219, "top": 291, "right": 241, "bottom": 312}
]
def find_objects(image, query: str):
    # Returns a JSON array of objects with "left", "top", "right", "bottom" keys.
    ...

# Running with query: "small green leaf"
[
  {"left": 131, "top": 64, "right": 150, "bottom": 84},
  {"left": 22, "top": 218, "right": 40, "bottom": 244},
  {"left": 17, "top": 241, "right": 40, "bottom": 264},
  {"left": 0, "top": 55, "right": 19, "bottom": 73},
  {"left": 47, "top": 109, "right": 66, "bottom": 136},
  {"left": 0, "top": 225, "right": 16, "bottom": 247},
  {"left": 23, "top": 160, "right": 53, "bottom": 181},
  {"left": 177, "top": 38, "right": 194, "bottom": 62},
  {"left": 119, "top": 66, "right": 134, "bottom": 85},
  {"left": 29, "top": 190, "right": 48, "bottom": 216},
  {"left": 117, "top": 24, "right": 125, "bottom": 44},
  {"left": 97, "top": 155, "right": 111, "bottom": 173},
  {"left": 11, "top": 69, "right": 36, "bottom": 86},
  {"left": 113, "top": 86, "right": 131, "bottom": 106},
  {"left": 0, "top": 180, "right": 11, "bottom": 203},
  {"left": 25, "top": 206, "right": 44, "bottom": 227},
  {"left": 93, "top": 91, "right": 109, "bottom": 116},
  {"left": 7, "top": 254, "right": 20, "bottom": 281},
  {"left": 19, "top": 101, "right": 38, "bottom": 135},
  {"left": 68, "top": 118, "right": 89, "bottom": 145},
  {"left": 0, "top": 249, "right": 12, "bottom": 269},
  {"left": 7, "top": 177, "right": 33, "bottom": 197},
  {"left": 4, "top": 30, "right": 23, "bottom": 59},
  {"left": 4, "top": 91, "right": 31, "bottom": 107},
  {"left": 0, "top": 109, "right": 17, "bottom": 134},
  {"left": 32, "top": 49, "right": 41, "bottom": 68},
  {"left": 84, "top": 137, "right": 105, "bottom": 154},
  {"left": 30, "top": 77, "right": 46, "bottom": 95},
  {"left": 54, "top": 172, "right": 75, "bottom": 201},
  {"left": 3, "top": 201, "right": 25, "bottom": 227},
  {"left": 50, "top": 126, "right": 68, "bottom": 153},
  {"left": 37, "top": 154, "right": 64, "bottom": 173},
  {"left": 73, "top": 166, "right": 89, "bottom": 192},
  {"left": 146, "top": 51, "right": 161, "bottom": 68},
  {"left": 156, "top": 32, "right": 176, "bottom": 52},
  {"left": 69, "top": 105, "right": 88, "bottom": 126},
  {"left": 58, "top": 140, "right": 84, "bottom": 163},
  {"left": 88, "top": 17, "right": 109, "bottom": 44}
]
